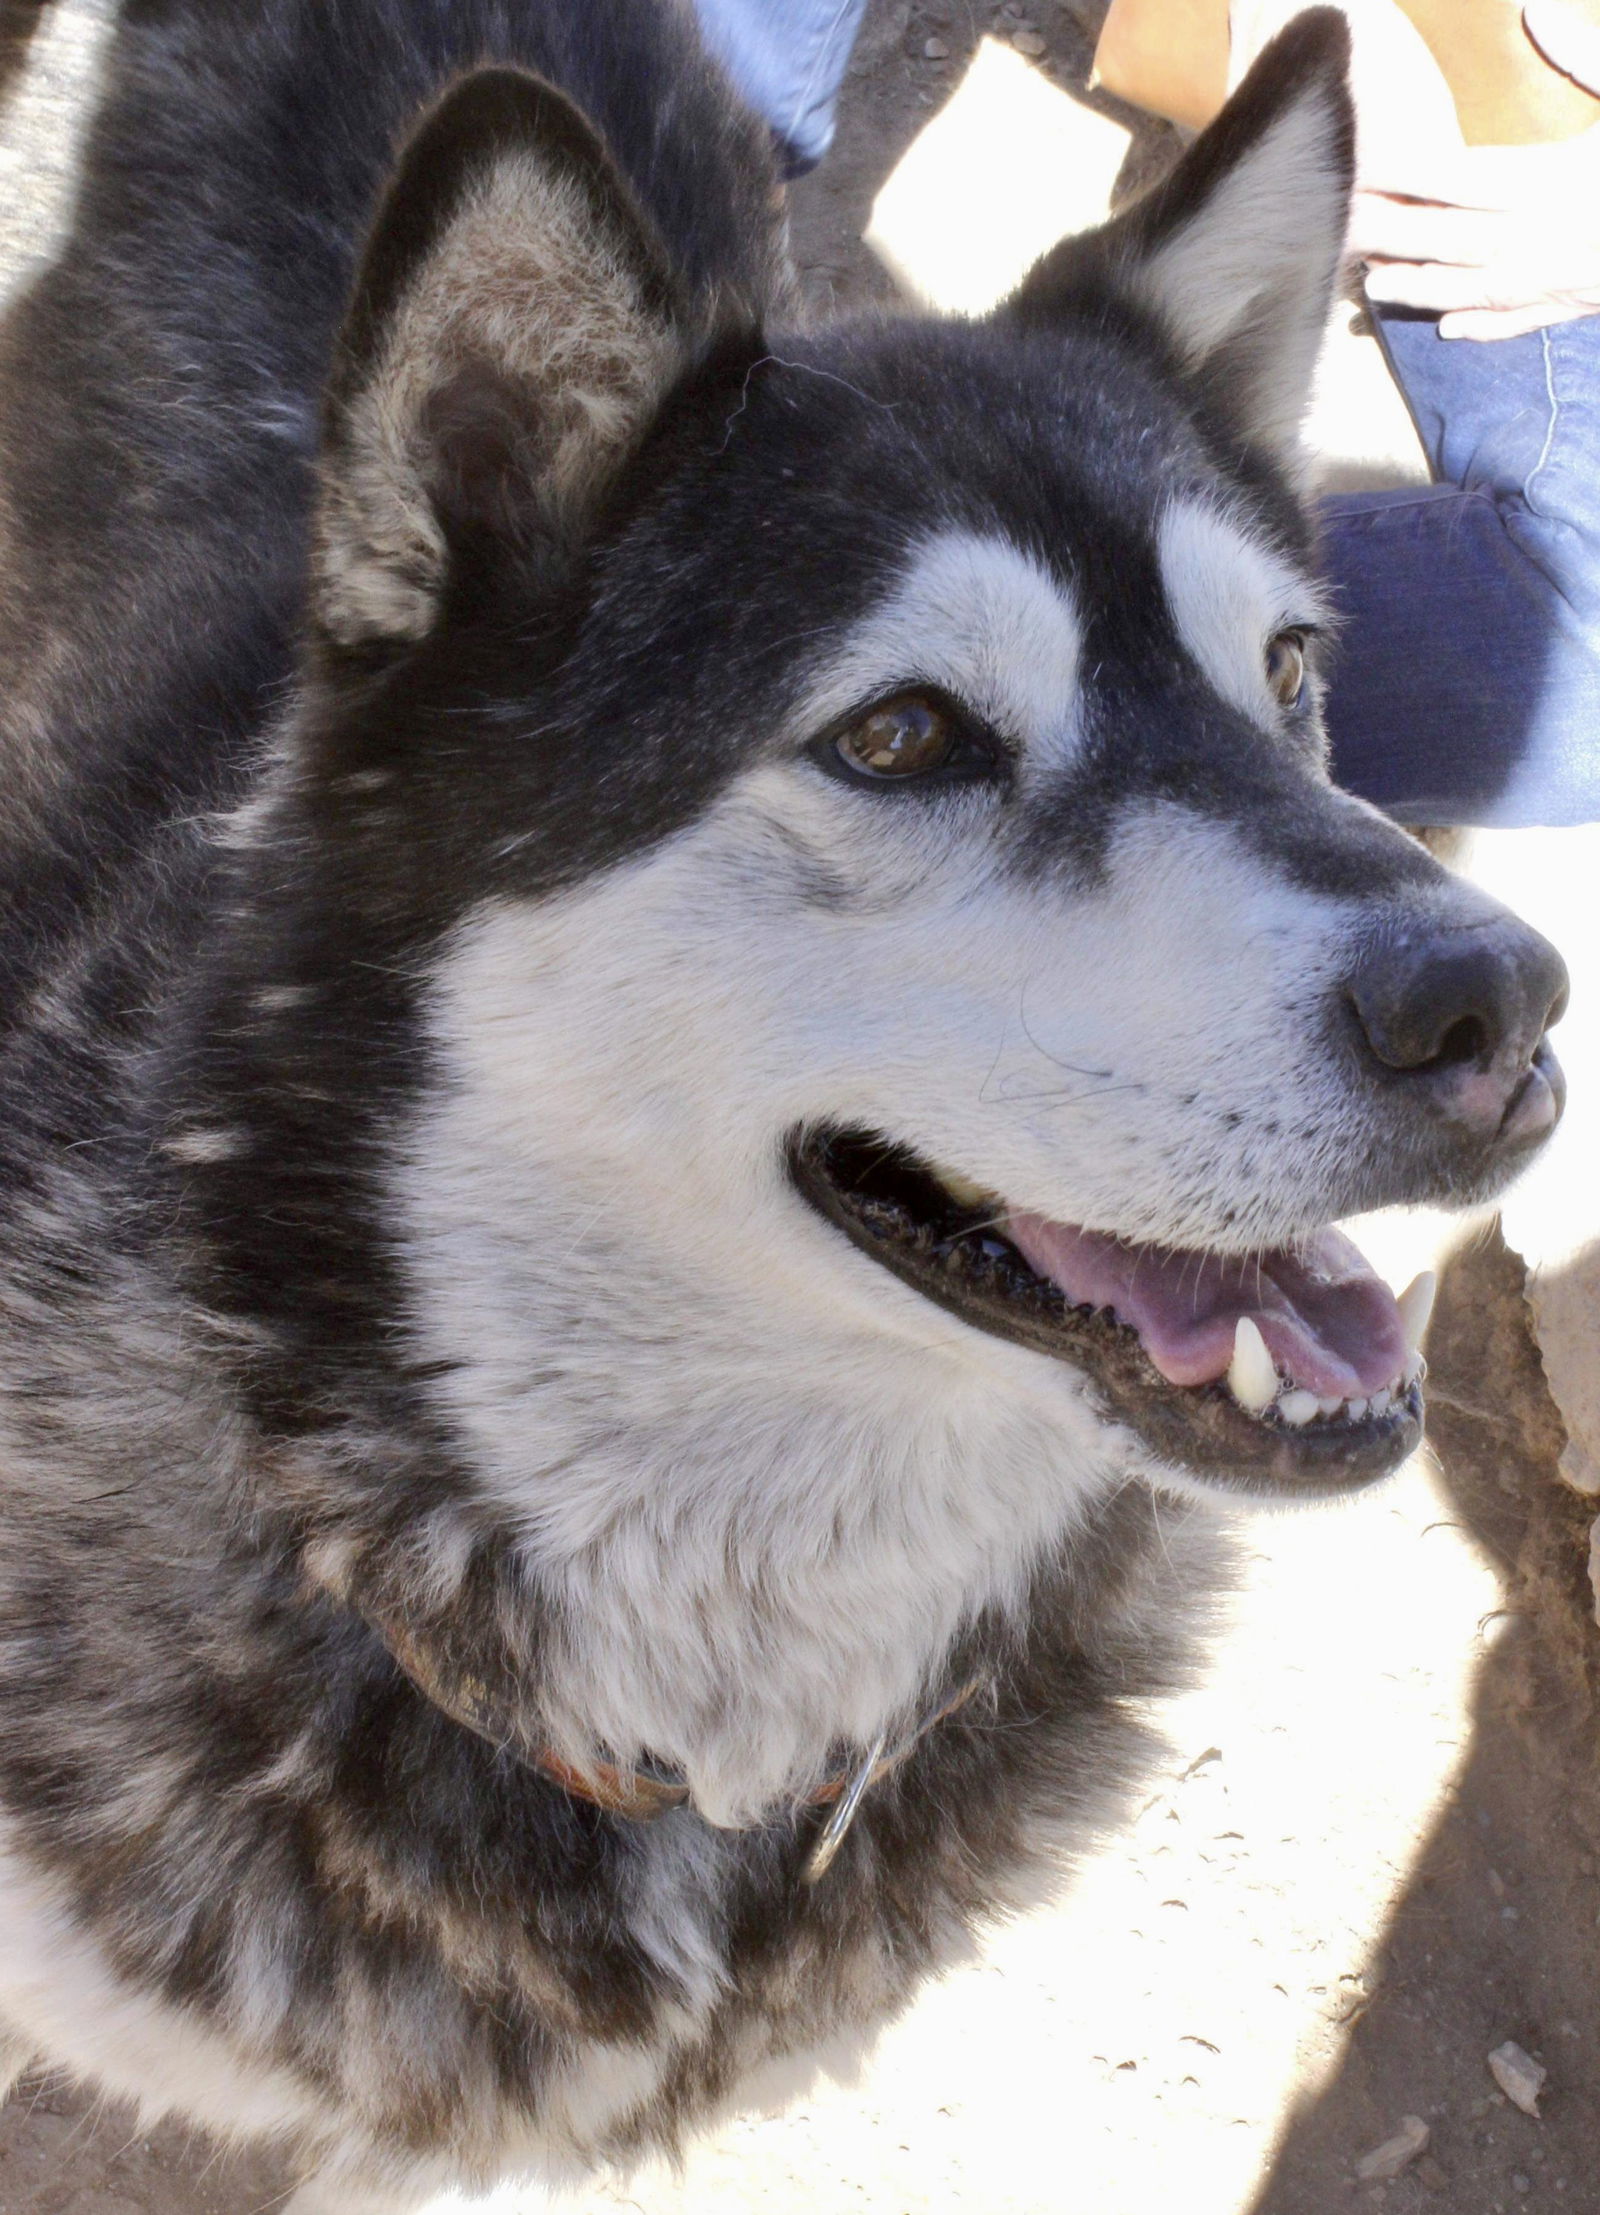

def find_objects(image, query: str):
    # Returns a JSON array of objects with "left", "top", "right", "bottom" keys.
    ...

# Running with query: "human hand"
[
  {"left": 1233, "top": 0, "right": 1600, "bottom": 341},
  {"left": 1356, "top": 128, "right": 1600, "bottom": 339}
]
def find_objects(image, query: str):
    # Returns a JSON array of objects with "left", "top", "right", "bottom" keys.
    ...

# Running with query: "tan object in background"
[
  {"left": 1406, "top": 0, "right": 1600, "bottom": 137},
  {"left": 1090, "top": 0, "right": 1229, "bottom": 127},
  {"left": 1093, "top": 0, "right": 1600, "bottom": 141}
]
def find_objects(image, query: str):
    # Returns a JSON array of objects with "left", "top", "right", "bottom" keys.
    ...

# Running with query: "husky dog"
[{"left": 0, "top": 1, "right": 1567, "bottom": 2205}]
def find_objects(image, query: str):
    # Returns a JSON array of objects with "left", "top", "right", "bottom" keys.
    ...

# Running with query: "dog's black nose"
[{"left": 1347, "top": 915, "right": 1569, "bottom": 1143}]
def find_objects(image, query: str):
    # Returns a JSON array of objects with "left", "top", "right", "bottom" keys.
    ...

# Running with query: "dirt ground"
[{"left": 3, "top": 4, "right": 1600, "bottom": 2212}]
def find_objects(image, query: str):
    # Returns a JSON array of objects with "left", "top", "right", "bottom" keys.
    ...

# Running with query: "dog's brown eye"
[
  {"left": 834, "top": 697, "right": 958, "bottom": 779},
  {"left": 1265, "top": 631, "right": 1306, "bottom": 709}
]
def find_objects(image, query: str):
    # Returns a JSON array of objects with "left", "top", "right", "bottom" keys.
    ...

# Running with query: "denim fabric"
[
  {"left": 1322, "top": 308, "right": 1600, "bottom": 826},
  {"left": 692, "top": 0, "right": 870, "bottom": 172}
]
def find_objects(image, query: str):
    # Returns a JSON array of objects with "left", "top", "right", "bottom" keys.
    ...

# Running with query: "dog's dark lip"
[{"left": 788, "top": 1127, "right": 1423, "bottom": 1499}]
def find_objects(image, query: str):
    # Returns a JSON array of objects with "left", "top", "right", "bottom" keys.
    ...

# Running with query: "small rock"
[
  {"left": 1513, "top": 2177, "right": 1531, "bottom": 2195},
  {"left": 922, "top": 35, "right": 949, "bottom": 58},
  {"left": 1488, "top": 2040, "right": 1547, "bottom": 2117},
  {"left": 1416, "top": 2157, "right": 1450, "bottom": 2193},
  {"left": 1355, "top": 2116, "right": 1430, "bottom": 2183},
  {"left": 1013, "top": 28, "right": 1047, "bottom": 55}
]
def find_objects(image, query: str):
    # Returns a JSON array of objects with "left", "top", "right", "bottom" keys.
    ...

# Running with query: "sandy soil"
[{"left": 2, "top": 5, "right": 1599, "bottom": 2212}]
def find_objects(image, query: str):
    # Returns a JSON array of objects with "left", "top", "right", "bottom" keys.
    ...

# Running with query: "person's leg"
[
  {"left": 1322, "top": 307, "right": 1600, "bottom": 826},
  {"left": 1377, "top": 306, "right": 1600, "bottom": 628},
  {"left": 692, "top": 0, "right": 871, "bottom": 175}
]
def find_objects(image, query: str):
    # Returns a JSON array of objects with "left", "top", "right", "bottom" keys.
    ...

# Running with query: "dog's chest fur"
[{"left": 0, "top": 1206, "right": 1216, "bottom": 2173}]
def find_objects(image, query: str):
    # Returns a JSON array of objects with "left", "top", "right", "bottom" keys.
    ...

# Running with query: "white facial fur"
[
  {"left": 393, "top": 524, "right": 1395, "bottom": 1825},
  {"left": 801, "top": 531, "right": 1086, "bottom": 769},
  {"left": 1159, "top": 497, "right": 1332, "bottom": 728}
]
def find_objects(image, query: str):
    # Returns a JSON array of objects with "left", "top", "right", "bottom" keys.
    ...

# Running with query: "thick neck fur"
[
  {"left": 374, "top": 891, "right": 1141, "bottom": 1829},
  {"left": 396, "top": 1167, "right": 1124, "bottom": 1830},
  {"left": 149, "top": 784, "right": 1141, "bottom": 1834}
]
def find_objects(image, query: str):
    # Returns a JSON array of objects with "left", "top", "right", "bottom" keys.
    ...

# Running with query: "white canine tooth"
[
  {"left": 1227, "top": 1316, "right": 1278, "bottom": 1415},
  {"left": 1403, "top": 1350, "right": 1426, "bottom": 1388},
  {"left": 1278, "top": 1389, "right": 1320, "bottom": 1427},
  {"left": 1369, "top": 1387, "right": 1391, "bottom": 1417},
  {"left": 1396, "top": 1269, "right": 1437, "bottom": 1357},
  {"left": 1347, "top": 1397, "right": 1368, "bottom": 1421}
]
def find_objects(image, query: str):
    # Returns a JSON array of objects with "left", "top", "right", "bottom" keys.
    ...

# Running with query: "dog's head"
[{"left": 223, "top": 13, "right": 1564, "bottom": 1531}]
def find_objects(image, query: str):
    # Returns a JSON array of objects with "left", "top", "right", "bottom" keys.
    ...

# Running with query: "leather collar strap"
[{"left": 363, "top": 1604, "right": 980, "bottom": 1874}]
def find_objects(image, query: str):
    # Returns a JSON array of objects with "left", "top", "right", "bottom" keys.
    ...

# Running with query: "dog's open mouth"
[{"left": 790, "top": 1128, "right": 1430, "bottom": 1496}]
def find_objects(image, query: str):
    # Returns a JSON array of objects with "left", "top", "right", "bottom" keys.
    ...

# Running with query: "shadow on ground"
[{"left": 1251, "top": 1226, "right": 1600, "bottom": 2213}]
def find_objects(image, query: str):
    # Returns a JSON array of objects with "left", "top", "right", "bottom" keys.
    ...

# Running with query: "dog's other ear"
[
  {"left": 1006, "top": 9, "right": 1354, "bottom": 462},
  {"left": 315, "top": 68, "right": 732, "bottom": 647}
]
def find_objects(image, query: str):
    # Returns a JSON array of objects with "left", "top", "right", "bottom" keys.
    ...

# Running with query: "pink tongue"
[{"left": 1004, "top": 1216, "right": 1406, "bottom": 1399}]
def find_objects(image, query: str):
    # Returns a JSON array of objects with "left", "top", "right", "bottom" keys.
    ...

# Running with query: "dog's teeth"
[
  {"left": 1347, "top": 1396, "right": 1367, "bottom": 1421},
  {"left": 1402, "top": 1350, "right": 1426, "bottom": 1389},
  {"left": 1277, "top": 1388, "right": 1320, "bottom": 1427},
  {"left": 1396, "top": 1269, "right": 1437, "bottom": 1357},
  {"left": 1316, "top": 1395, "right": 1343, "bottom": 1418},
  {"left": 1227, "top": 1316, "right": 1278, "bottom": 1414},
  {"left": 1369, "top": 1386, "right": 1391, "bottom": 1417}
]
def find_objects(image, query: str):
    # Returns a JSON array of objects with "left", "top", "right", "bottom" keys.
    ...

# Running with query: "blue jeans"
[
  {"left": 693, "top": 0, "right": 871, "bottom": 173},
  {"left": 1322, "top": 309, "right": 1600, "bottom": 825},
  {"left": 692, "top": 1, "right": 1600, "bottom": 826}
]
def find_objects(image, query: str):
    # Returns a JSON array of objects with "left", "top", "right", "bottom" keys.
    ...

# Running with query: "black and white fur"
[{"left": 0, "top": 4, "right": 1562, "bottom": 2206}]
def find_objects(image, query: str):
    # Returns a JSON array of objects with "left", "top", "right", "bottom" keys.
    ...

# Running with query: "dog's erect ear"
[
  {"left": 1006, "top": 9, "right": 1354, "bottom": 461},
  {"left": 315, "top": 68, "right": 722, "bottom": 647}
]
